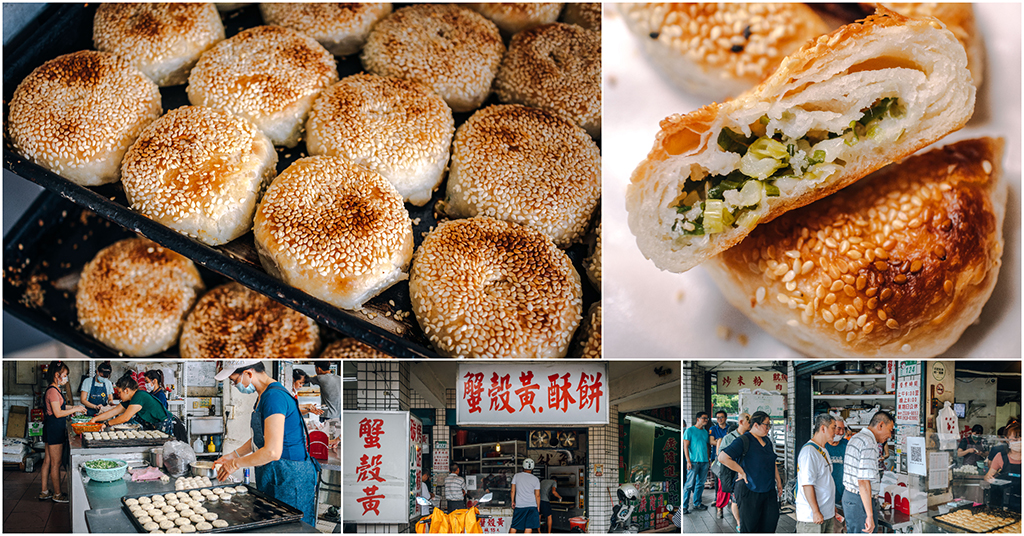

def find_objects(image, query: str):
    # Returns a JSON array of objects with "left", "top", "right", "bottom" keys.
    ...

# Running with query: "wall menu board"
[{"left": 185, "top": 361, "right": 217, "bottom": 387}]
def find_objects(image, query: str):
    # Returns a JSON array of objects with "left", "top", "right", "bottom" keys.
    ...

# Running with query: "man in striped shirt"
[
  {"left": 842, "top": 411, "right": 894, "bottom": 534},
  {"left": 445, "top": 464, "right": 467, "bottom": 513}
]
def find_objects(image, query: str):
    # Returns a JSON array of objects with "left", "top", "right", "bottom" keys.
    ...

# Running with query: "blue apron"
[
  {"left": 251, "top": 382, "right": 321, "bottom": 526},
  {"left": 86, "top": 376, "right": 109, "bottom": 417}
]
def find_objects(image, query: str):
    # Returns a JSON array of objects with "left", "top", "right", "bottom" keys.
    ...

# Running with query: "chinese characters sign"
[
  {"left": 480, "top": 515, "right": 511, "bottom": 533},
  {"left": 457, "top": 363, "right": 608, "bottom": 425},
  {"left": 344, "top": 411, "right": 411, "bottom": 523},
  {"left": 717, "top": 371, "right": 788, "bottom": 394},
  {"left": 897, "top": 376, "right": 920, "bottom": 425}
]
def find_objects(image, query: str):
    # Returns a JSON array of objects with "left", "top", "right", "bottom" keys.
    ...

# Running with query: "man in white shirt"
[
  {"left": 510, "top": 458, "right": 541, "bottom": 533},
  {"left": 797, "top": 414, "right": 844, "bottom": 533},
  {"left": 418, "top": 472, "right": 434, "bottom": 517}
]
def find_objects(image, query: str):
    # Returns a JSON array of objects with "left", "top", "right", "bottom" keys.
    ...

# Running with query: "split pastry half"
[
  {"left": 704, "top": 138, "right": 1006, "bottom": 358},
  {"left": 626, "top": 7, "right": 976, "bottom": 273}
]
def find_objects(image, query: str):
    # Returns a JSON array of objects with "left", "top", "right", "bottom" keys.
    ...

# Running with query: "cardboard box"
[
  {"left": 6, "top": 406, "right": 28, "bottom": 439},
  {"left": 27, "top": 422, "right": 43, "bottom": 438}
]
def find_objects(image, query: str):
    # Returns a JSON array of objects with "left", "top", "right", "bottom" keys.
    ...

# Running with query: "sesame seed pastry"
[
  {"left": 560, "top": 3, "right": 600, "bottom": 33},
  {"left": 259, "top": 3, "right": 392, "bottom": 57},
  {"left": 93, "top": 3, "right": 225, "bottom": 87},
  {"left": 464, "top": 3, "right": 564, "bottom": 38},
  {"left": 319, "top": 338, "right": 393, "bottom": 358},
  {"left": 627, "top": 7, "right": 976, "bottom": 274},
  {"left": 618, "top": 3, "right": 829, "bottom": 101},
  {"left": 573, "top": 301, "right": 602, "bottom": 359},
  {"left": 7, "top": 50, "right": 162, "bottom": 187},
  {"left": 705, "top": 138, "right": 1006, "bottom": 358},
  {"left": 409, "top": 217, "right": 582, "bottom": 358}
]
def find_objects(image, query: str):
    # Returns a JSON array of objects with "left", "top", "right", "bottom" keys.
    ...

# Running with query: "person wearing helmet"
[{"left": 510, "top": 458, "right": 542, "bottom": 533}]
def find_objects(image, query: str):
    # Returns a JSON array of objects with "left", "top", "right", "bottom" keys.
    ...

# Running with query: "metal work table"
[
  {"left": 84, "top": 507, "right": 321, "bottom": 533},
  {"left": 323, "top": 450, "right": 340, "bottom": 473}
]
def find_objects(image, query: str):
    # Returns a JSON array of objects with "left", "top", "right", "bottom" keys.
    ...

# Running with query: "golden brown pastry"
[
  {"left": 704, "top": 138, "right": 1006, "bottom": 357},
  {"left": 627, "top": 7, "right": 976, "bottom": 273}
]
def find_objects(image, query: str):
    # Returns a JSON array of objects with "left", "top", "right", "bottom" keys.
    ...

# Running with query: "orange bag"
[{"left": 415, "top": 508, "right": 450, "bottom": 533}]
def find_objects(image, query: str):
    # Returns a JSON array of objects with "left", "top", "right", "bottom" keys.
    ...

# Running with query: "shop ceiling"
[{"left": 409, "top": 361, "right": 680, "bottom": 413}]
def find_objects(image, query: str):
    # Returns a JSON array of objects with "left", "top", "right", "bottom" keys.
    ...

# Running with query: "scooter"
[
  {"left": 415, "top": 492, "right": 493, "bottom": 533},
  {"left": 609, "top": 484, "right": 641, "bottom": 533}
]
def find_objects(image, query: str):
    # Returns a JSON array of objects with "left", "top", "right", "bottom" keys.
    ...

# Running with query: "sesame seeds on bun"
[
  {"left": 574, "top": 301, "right": 602, "bottom": 358},
  {"left": 305, "top": 74, "right": 454, "bottom": 206},
  {"left": 179, "top": 282, "right": 320, "bottom": 358},
  {"left": 76, "top": 238, "right": 205, "bottom": 357},
  {"left": 121, "top": 105, "right": 277, "bottom": 246},
  {"left": 8, "top": 50, "right": 162, "bottom": 187},
  {"left": 561, "top": 3, "right": 601, "bottom": 33},
  {"left": 320, "top": 338, "right": 393, "bottom": 358},
  {"left": 259, "top": 3, "right": 392, "bottom": 57},
  {"left": 93, "top": 3, "right": 225, "bottom": 87},
  {"left": 409, "top": 217, "right": 583, "bottom": 358},
  {"left": 445, "top": 104, "right": 600, "bottom": 248},
  {"left": 584, "top": 223, "right": 601, "bottom": 288},
  {"left": 361, "top": 4, "right": 505, "bottom": 113},
  {"left": 187, "top": 25, "right": 338, "bottom": 147},
  {"left": 253, "top": 156, "right": 415, "bottom": 311},
  {"left": 465, "top": 3, "right": 564, "bottom": 37},
  {"left": 494, "top": 23, "right": 601, "bottom": 139}
]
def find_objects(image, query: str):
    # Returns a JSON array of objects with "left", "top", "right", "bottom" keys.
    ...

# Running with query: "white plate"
[{"left": 603, "top": 4, "right": 1021, "bottom": 357}]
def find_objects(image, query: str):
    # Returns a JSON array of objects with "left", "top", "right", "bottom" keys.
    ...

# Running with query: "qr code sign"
[{"left": 911, "top": 446, "right": 922, "bottom": 463}]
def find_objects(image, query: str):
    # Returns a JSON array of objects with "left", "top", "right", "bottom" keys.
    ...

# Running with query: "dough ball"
[
  {"left": 212, "top": 520, "right": 228, "bottom": 528},
  {"left": 144, "top": 522, "right": 160, "bottom": 531}
]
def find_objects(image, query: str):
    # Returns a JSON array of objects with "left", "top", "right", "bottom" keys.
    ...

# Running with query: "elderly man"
[
  {"left": 797, "top": 414, "right": 845, "bottom": 533},
  {"left": 445, "top": 464, "right": 467, "bottom": 513},
  {"left": 843, "top": 411, "right": 894, "bottom": 534},
  {"left": 683, "top": 412, "right": 711, "bottom": 514},
  {"left": 825, "top": 417, "right": 849, "bottom": 506}
]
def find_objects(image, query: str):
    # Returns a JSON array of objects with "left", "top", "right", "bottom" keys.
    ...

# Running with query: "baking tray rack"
[
  {"left": 121, "top": 484, "right": 303, "bottom": 533},
  {"left": 2, "top": 3, "right": 602, "bottom": 358},
  {"left": 82, "top": 434, "right": 171, "bottom": 449},
  {"left": 931, "top": 505, "right": 1021, "bottom": 533}
]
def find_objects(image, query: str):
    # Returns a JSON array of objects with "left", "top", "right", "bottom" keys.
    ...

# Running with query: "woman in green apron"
[
  {"left": 90, "top": 373, "right": 175, "bottom": 435},
  {"left": 214, "top": 360, "right": 321, "bottom": 526}
]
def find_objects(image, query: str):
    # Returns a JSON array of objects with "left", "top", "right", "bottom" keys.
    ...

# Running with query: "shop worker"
[
  {"left": 540, "top": 475, "right": 563, "bottom": 533},
  {"left": 959, "top": 424, "right": 986, "bottom": 466},
  {"left": 144, "top": 370, "right": 168, "bottom": 409},
  {"left": 445, "top": 464, "right": 467, "bottom": 513},
  {"left": 842, "top": 411, "right": 894, "bottom": 534},
  {"left": 41, "top": 361, "right": 86, "bottom": 503},
  {"left": 709, "top": 410, "right": 731, "bottom": 518},
  {"left": 212, "top": 360, "right": 321, "bottom": 526},
  {"left": 308, "top": 360, "right": 340, "bottom": 420},
  {"left": 719, "top": 412, "right": 750, "bottom": 531},
  {"left": 797, "top": 414, "right": 845, "bottom": 533},
  {"left": 79, "top": 361, "right": 114, "bottom": 416},
  {"left": 719, "top": 411, "right": 783, "bottom": 533},
  {"left": 984, "top": 423, "right": 1021, "bottom": 512},
  {"left": 682, "top": 411, "right": 710, "bottom": 514},
  {"left": 510, "top": 458, "right": 541, "bottom": 534},
  {"left": 291, "top": 369, "right": 325, "bottom": 417},
  {"left": 824, "top": 417, "right": 849, "bottom": 505},
  {"left": 91, "top": 373, "right": 174, "bottom": 435}
]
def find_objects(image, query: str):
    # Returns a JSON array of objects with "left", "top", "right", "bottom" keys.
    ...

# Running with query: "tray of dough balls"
[
  {"left": 122, "top": 483, "right": 303, "bottom": 533},
  {"left": 3, "top": 2, "right": 602, "bottom": 358},
  {"left": 932, "top": 506, "right": 1020, "bottom": 533},
  {"left": 82, "top": 429, "right": 172, "bottom": 449}
]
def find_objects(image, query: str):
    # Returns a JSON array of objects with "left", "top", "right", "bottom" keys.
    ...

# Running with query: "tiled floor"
[
  {"left": 681, "top": 486, "right": 800, "bottom": 534},
  {"left": 3, "top": 466, "right": 72, "bottom": 533}
]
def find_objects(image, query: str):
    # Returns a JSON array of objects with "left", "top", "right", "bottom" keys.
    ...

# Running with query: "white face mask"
[
  {"left": 1011, "top": 440, "right": 1021, "bottom": 452},
  {"left": 833, "top": 434, "right": 844, "bottom": 442}
]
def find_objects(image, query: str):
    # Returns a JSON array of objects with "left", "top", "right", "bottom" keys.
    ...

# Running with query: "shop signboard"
[
  {"left": 344, "top": 411, "right": 411, "bottom": 524},
  {"left": 433, "top": 440, "right": 449, "bottom": 474},
  {"left": 886, "top": 361, "right": 897, "bottom": 393},
  {"left": 717, "top": 371, "right": 788, "bottom": 394},
  {"left": 457, "top": 363, "right": 608, "bottom": 426},
  {"left": 410, "top": 414, "right": 424, "bottom": 519},
  {"left": 897, "top": 375, "right": 920, "bottom": 425},
  {"left": 480, "top": 515, "right": 512, "bottom": 533},
  {"left": 738, "top": 392, "right": 785, "bottom": 418}
]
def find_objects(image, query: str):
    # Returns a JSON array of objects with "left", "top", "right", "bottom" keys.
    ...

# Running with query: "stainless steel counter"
[
  {"left": 84, "top": 507, "right": 321, "bottom": 533},
  {"left": 323, "top": 450, "right": 340, "bottom": 473}
]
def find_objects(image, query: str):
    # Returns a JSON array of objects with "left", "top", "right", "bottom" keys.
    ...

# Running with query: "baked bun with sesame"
[
  {"left": 494, "top": 23, "right": 601, "bottom": 139},
  {"left": 187, "top": 25, "right": 338, "bottom": 147},
  {"left": 561, "top": 3, "right": 600, "bottom": 33},
  {"left": 77, "top": 238, "right": 205, "bottom": 357},
  {"left": 573, "top": 301, "right": 602, "bottom": 358},
  {"left": 93, "top": 3, "right": 225, "bottom": 87},
  {"left": 305, "top": 74, "right": 454, "bottom": 206},
  {"left": 409, "top": 217, "right": 582, "bottom": 358},
  {"left": 705, "top": 138, "right": 1006, "bottom": 358},
  {"left": 619, "top": 3, "right": 828, "bottom": 101},
  {"left": 7, "top": 50, "right": 162, "bottom": 187},
  {"left": 445, "top": 105, "right": 600, "bottom": 248},
  {"left": 320, "top": 339, "right": 393, "bottom": 358},
  {"left": 253, "top": 156, "right": 414, "bottom": 310},
  {"left": 627, "top": 7, "right": 976, "bottom": 274},
  {"left": 464, "top": 3, "right": 564, "bottom": 37},
  {"left": 122, "top": 106, "right": 277, "bottom": 245},
  {"left": 361, "top": 4, "right": 504, "bottom": 112},
  {"left": 179, "top": 282, "right": 320, "bottom": 358},
  {"left": 584, "top": 222, "right": 601, "bottom": 288},
  {"left": 259, "top": 3, "right": 392, "bottom": 57}
]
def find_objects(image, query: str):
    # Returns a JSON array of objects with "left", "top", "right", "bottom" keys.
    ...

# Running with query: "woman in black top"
[{"left": 39, "top": 361, "right": 86, "bottom": 502}]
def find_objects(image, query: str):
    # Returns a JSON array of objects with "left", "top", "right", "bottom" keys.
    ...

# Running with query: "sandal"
[
  {"left": 38, "top": 490, "right": 52, "bottom": 501},
  {"left": 52, "top": 493, "right": 69, "bottom": 503}
]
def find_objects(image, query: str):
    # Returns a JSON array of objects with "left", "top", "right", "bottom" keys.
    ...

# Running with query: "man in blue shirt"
[
  {"left": 824, "top": 417, "right": 850, "bottom": 506},
  {"left": 709, "top": 410, "right": 732, "bottom": 518},
  {"left": 683, "top": 412, "right": 711, "bottom": 514}
]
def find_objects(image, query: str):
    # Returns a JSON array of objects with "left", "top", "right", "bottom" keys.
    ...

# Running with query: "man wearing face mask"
[
  {"left": 213, "top": 360, "right": 321, "bottom": 527},
  {"left": 984, "top": 423, "right": 1021, "bottom": 512},
  {"left": 958, "top": 425, "right": 986, "bottom": 466},
  {"left": 824, "top": 417, "right": 849, "bottom": 506},
  {"left": 79, "top": 361, "right": 114, "bottom": 417}
]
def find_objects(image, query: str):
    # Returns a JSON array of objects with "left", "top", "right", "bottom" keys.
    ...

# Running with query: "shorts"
[
  {"left": 511, "top": 507, "right": 540, "bottom": 531},
  {"left": 43, "top": 419, "right": 66, "bottom": 446},
  {"left": 540, "top": 500, "right": 552, "bottom": 516}
]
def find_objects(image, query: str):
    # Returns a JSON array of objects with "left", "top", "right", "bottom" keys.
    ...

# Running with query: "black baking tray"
[
  {"left": 121, "top": 484, "right": 303, "bottom": 533},
  {"left": 2, "top": 3, "right": 601, "bottom": 358},
  {"left": 82, "top": 434, "right": 171, "bottom": 449},
  {"left": 931, "top": 505, "right": 1020, "bottom": 533}
]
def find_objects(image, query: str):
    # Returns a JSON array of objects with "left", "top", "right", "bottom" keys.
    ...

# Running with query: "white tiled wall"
[
  {"left": 587, "top": 405, "right": 621, "bottom": 533},
  {"left": 354, "top": 361, "right": 410, "bottom": 533},
  {"left": 682, "top": 361, "right": 705, "bottom": 427}
]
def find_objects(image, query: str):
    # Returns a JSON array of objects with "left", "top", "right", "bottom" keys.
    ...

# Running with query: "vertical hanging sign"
[
  {"left": 897, "top": 362, "right": 921, "bottom": 425},
  {"left": 344, "top": 411, "right": 412, "bottom": 524}
]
